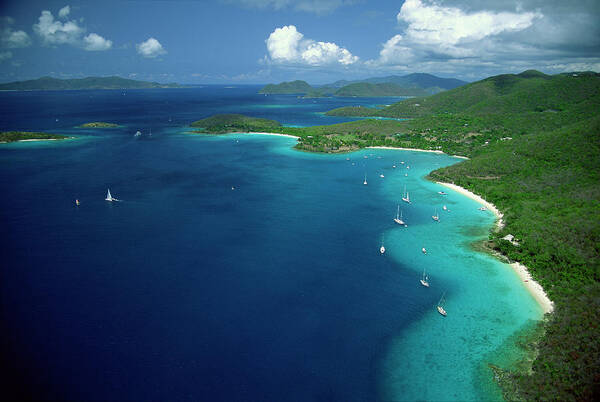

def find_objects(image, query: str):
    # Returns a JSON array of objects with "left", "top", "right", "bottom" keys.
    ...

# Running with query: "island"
[
  {"left": 0, "top": 76, "right": 183, "bottom": 91},
  {"left": 189, "top": 114, "right": 282, "bottom": 134},
  {"left": 0, "top": 131, "right": 68, "bottom": 143},
  {"left": 259, "top": 73, "right": 467, "bottom": 97},
  {"left": 78, "top": 122, "right": 121, "bottom": 128},
  {"left": 193, "top": 69, "right": 600, "bottom": 400}
]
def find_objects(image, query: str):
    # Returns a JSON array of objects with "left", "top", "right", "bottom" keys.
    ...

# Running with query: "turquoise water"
[{"left": 0, "top": 88, "right": 542, "bottom": 401}]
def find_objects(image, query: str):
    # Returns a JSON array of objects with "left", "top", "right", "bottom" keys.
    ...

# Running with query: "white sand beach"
[
  {"left": 437, "top": 181, "right": 554, "bottom": 314},
  {"left": 366, "top": 145, "right": 445, "bottom": 154},
  {"left": 246, "top": 132, "right": 300, "bottom": 139}
]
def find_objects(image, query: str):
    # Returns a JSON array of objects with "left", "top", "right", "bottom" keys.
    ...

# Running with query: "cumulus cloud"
[
  {"left": 33, "top": 10, "right": 84, "bottom": 45},
  {"left": 265, "top": 25, "right": 358, "bottom": 66},
  {"left": 1, "top": 17, "right": 32, "bottom": 48},
  {"left": 32, "top": 7, "right": 112, "bottom": 51},
  {"left": 363, "top": 0, "right": 596, "bottom": 79},
  {"left": 136, "top": 37, "right": 166, "bottom": 58},
  {"left": 58, "top": 5, "right": 70, "bottom": 19},
  {"left": 83, "top": 33, "right": 112, "bottom": 51},
  {"left": 224, "top": 0, "right": 352, "bottom": 15}
]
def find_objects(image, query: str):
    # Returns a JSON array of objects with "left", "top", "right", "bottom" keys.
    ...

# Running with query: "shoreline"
[
  {"left": 245, "top": 132, "right": 300, "bottom": 139},
  {"left": 366, "top": 146, "right": 469, "bottom": 159},
  {"left": 437, "top": 181, "right": 554, "bottom": 314}
]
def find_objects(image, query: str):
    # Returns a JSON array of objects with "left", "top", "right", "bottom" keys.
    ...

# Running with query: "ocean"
[{"left": 0, "top": 86, "right": 542, "bottom": 401}]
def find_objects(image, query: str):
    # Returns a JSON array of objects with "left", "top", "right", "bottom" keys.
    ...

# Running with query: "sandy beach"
[
  {"left": 366, "top": 145, "right": 445, "bottom": 154},
  {"left": 246, "top": 132, "right": 300, "bottom": 139},
  {"left": 437, "top": 181, "right": 554, "bottom": 314}
]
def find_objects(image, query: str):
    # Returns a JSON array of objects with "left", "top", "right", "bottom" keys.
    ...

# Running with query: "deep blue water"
[{"left": 0, "top": 87, "right": 541, "bottom": 401}]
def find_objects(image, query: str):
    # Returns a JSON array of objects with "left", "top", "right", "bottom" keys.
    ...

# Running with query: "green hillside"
[
  {"left": 259, "top": 80, "right": 312, "bottom": 94},
  {"left": 0, "top": 76, "right": 182, "bottom": 91},
  {"left": 189, "top": 114, "right": 281, "bottom": 133},
  {"left": 333, "top": 82, "right": 428, "bottom": 97}
]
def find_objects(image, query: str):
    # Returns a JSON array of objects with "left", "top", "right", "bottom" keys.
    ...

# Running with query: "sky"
[{"left": 0, "top": 0, "right": 599, "bottom": 84}]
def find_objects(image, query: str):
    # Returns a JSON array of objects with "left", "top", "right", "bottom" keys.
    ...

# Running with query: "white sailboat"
[
  {"left": 402, "top": 186, "right": 410, "bottom": 203},
  {"left": 437, "top": 292, "right": 447, "bottom": 316},
  {"left": 380, "top": 235, "right": 385, "bottom": 254},
  {"left": 394, "top": 205, "right": 406, "bottom": 226},
  {"left": 363, "top": 173, "right": 368, "bottom": 185},
  {"left": 432, "top": 208, "right": 440, "bottom": 221},
  {"left": 422, "top": 247, "right": 427, "bottom": 254},
  {"left": 420, "top": 268, "right": 430, "bottom": 287},
  {"left": 105, "top": 188, "right": 118, "bottom": 202}
]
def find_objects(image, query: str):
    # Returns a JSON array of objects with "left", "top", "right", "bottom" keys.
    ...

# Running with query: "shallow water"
[{"left": 0, "top": 87, "right": 541, "bottom": 400}]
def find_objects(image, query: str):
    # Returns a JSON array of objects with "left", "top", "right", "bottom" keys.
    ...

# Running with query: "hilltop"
[
  {"left": 259, "top": 73, "right": 466, "bottom": 97},
  {"left": 327, "top": 70, "right": 600, "bottom": 118},
  {"left": 0, "top": 76, "right": 182, "bottom": 91}
]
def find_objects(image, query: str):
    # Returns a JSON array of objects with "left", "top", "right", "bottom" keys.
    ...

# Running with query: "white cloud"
[
  {"left": 0, "top": 50, "right": 12, "bottom": 62},
  {"left": 136, "top": 37, "right": 166, "bottom": 58},
  {"left": 33, "top": 10, "right": 84, "bottom": 45},
  {"left": 32, "top": 8, "right": 112, "bottom": 51},
  {"left": 265, "top": 25, "right": 358, "bottom": 66},
  {"left": 1, "top": 17, "right": 32, "bottom": 49},
  {"left": 399, "top": 0, "right": 541, "bottom": 48},
  {"left": 83, "top": 33, "right": 112, "bottom": 51},
  {"left": 58, "top": 5, "right": 71, "bottom": 19}
]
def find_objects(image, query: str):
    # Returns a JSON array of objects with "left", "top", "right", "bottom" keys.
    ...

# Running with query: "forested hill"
[
  {"left": 0, "top": 76, "right": 182, "bottom": 90},
  {"left": 259, "top": 73, "right": 466, "bottom": 96},
  {"left": 258, "top": 80, "right": 312, "bottom": 94},
  {"left": 327, "top": 70, "right": 600, "bottom": 118}
]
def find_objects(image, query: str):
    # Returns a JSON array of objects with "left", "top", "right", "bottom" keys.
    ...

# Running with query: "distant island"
[
  {"left": 190, "top": 114, "right": 281, "bottom": 134},
  {"left": 0, "top": 76, "right": 183, "bottom": 91},
  {"left": 0, "top": 131, "right": 68, "bottom": 143},
  {"left": 259, "top": 73, "right": 467, "bottom": 97},
  {"left": 78, "top": 122, "right": 121, "bottom": 128}
]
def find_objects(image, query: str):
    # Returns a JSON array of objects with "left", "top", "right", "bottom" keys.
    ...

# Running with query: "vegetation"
[
  {"left": 0, "top": 131, "right": 68, "bottom": 142},
  {"left": 333, "top": 82, "right": 428, "bottom": 97},
  {"left": 259, "top": 80, "right": 312, "bottom": 94},
  {"left": 189, "top": 114, "right": 281, "bottom": 133},
  {"left": 79, "top": 122, "right": 120, "bottom": 128},
  {"left": 259, "top": 73, "right": 468, "bottom": 97},
  {"left": 330, "top": 73, "right": 466, "bottom": 92},
  {"left": 0, "top": 76, "right": 182, "bottom": 91}
]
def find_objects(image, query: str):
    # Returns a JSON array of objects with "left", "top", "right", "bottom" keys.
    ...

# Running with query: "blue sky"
[{"left": 1, "top": 0, "right": 599, "bottom": 84}]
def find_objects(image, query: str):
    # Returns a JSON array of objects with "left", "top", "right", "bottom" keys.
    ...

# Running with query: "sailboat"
[
  {"left": 422, "top": 247, "right": 427, "bottom": 254},
  {"left": 105, "top": 188, "right": 118, "bottom": 202},
  {"left": 402, "top": 186, "right": 410, "bottom": 203},
  {"left": 394, "top": 205, "right": 406, "bottom": 226},
  {"left": 420, "top": 268, "right": 430, "bottom": 287},
  {"left": 437, "top": 292, "right": 447, "bottom": 316},
  {"left": 432, "top": 208, "right": 440, "bottom": 221},
  {"left": 363, "top": 173, "right": 368, "bottom": 185},
  {"left": 380, "top": 235, "right": 385, "bottom": 254}
]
